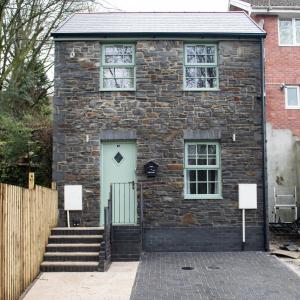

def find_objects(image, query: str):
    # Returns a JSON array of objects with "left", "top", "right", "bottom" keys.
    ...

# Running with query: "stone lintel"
[
  {"left": 100, "top": 129, "right": 137, "bottom": 141},
  {"left": 183, "top": 129, "right": 221, "bottom": 141}
]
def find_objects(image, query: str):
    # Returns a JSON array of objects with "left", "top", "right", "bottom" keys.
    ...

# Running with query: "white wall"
[{"left": 267, "top": 123, "right": 300, "bottom": 222}]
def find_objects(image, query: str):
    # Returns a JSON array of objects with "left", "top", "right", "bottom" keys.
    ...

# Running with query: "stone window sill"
[
  {"left": 184, "top": 195, "right": 223, "bottom": 200},
  {"left": 99, "top": 89, "right": 136, "bottom": 92},
  {"left": 183, "top": 88, "right": 221, "bottom": 92}
]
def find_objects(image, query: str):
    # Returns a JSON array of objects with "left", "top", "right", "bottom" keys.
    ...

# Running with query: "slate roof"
[
  {"left": 52, "top": 12, "right": 265, "bottom": 38},
  {"left": 242, "top": 0, "right": 300, "bottom": 7}
]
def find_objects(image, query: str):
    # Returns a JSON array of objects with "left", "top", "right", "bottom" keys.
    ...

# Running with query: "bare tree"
[{"left": 0, "top": 0, "right": 112, "bottom": 92}]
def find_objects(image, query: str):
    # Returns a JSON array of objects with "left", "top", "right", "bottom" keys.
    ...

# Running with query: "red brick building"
[{"left": 230, "top": 0, "right": 300, "bottom": 222}]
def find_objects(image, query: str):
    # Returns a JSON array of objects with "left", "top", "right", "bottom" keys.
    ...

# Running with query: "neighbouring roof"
[
  {"left": 242, "top": 0, "right": 300, "bottom": 7},
  {"left": 52, "top": 12, "right": 265, "bottom": 39}
]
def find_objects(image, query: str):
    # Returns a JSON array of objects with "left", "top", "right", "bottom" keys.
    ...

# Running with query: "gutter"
[
  {"left": 51, "top": 32, "right": 266, "bottom": 40},
  {"left": 252, "top": 8, "right": 300, "bottom": 14},
  {"left": 260, "top": 37, "right": 269, "bottom": 251}
]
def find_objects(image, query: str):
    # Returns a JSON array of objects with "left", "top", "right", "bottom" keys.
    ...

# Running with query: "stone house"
[
  {"left": 229, "top": 0, "right": 300, "bottom": 223},
  {"left": 52, "top": 11, "right": 267, "bottom": 252}
]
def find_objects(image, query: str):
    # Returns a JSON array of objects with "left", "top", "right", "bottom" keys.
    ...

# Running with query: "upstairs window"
[
  {"left": 184, "top": 44, "right": 218, "bottom": 91},
  {"left": 184, "top": 142, "right": 222, "bottom": 199},
  {"left": 279, "top": 19, "right": 300, "bottom": 46},
  {"left": 101, "top": 44, "right": 135, "bottom": 91},
  {"left": 285, "top": 86, "right": 300, "bottom": 109}
]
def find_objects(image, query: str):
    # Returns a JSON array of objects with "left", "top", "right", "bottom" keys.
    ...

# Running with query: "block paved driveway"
[{"left": 130, "top": 252, "right": 300, "bottom": 300}]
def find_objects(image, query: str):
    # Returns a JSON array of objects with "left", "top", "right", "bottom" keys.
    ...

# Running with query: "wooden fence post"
[{"left": 28, "top": 173, "right": 35, "bottom": 190}]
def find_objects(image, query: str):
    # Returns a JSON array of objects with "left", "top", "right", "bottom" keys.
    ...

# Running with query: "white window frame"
[
  {"left": 100, "top": 44, "right": 136, "bottom": 91},
  {"left": 184, "top": 142, "right": 222, "bottom": 200},
  {"left": 278, "top": 18, "right": 300, "bottom": 46},
  {"left": 183, "top": 44, "right": 219, "bottom": 91},
  {"left": 285, "top": 86, "right": 300, "bottom": 109}
]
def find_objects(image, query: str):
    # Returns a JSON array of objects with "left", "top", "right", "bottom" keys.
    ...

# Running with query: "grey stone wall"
[{"left": 53, "top": 39, "right": 265, "bottom": 249}]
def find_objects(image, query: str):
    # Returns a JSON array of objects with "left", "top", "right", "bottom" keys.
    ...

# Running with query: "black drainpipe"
[{"left": 260, "top": 37, "right": 269, "bottom": 251}]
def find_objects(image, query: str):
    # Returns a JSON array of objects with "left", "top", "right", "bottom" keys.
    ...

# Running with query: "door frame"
[{"left": 100, "top": 140, "right": 137, "bottom": 225}]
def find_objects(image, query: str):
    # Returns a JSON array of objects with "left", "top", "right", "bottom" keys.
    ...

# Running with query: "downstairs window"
[{"left": 184, "top": 142, "right": 222, "bottom": 199}]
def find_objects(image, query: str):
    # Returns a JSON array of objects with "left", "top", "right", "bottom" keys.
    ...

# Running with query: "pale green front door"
[{"left": 101, "top": 141, "right": 137, "bottom": 225}]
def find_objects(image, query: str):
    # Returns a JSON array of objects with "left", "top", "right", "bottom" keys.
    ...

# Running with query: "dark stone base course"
[
  {"left": 144, "top": 226, "right": 264, "bottom": 252},
  {"left": 99, "top": 240, "right": 111, "bottom": 271},
  {"left": 112, "top": 226, "right": 141, "bottom": 261}
]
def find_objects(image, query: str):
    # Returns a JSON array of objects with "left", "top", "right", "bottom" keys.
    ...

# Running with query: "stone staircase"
[{"left": 41, "top": 227, "right": 104, "bottom": 272}]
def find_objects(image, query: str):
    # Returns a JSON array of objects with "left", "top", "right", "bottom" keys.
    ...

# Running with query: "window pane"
[
  {"left": 123, "top": 55, "right": 133, "bottom": 64},
  {"left": 105, "top": 47, "right": 115, "bottom": 55},
  {"left": 196, "top": 45, "right": 206, "bottom": 55},
  {"left": 188, "top": 145, "right": 196, "bottom": 155},
  {"left": 186, "top": 78, "right": 197, "bottom": 89},
  {"left": 207, "top": 68, "right": 216, "bottom": 78},
  {"left": 208, "top": 145, "right": 216, "bottom": 154},
  {"left": 187, "top": 145, "right": 197, "bottom": 166},
  {"left": 103, "top": 79, "right": 117, "bottom": 89},
  {"left": 103, "top": 68, "right": 134, "bottom": 79},
  {"left": 188, "top": 170, "right": 196, "bottom": 181},
  {"left": 196, "top": 55, "right": 206, "bottom": 63},
  {"left": 198, "top": 170, "right": 207, "bottom": 181},
  {"left": 190, "top": 183, "right": 197, "bottom": 194},
  {"left": 186, "top": 67, "right": 197, "bottom": 77},
  {"left": 207, "top": 78, "right": 217, "bottom": 88},
  {"left": 114, "top": 55, "right": 123, "bottom": 64},
  {"left": 208, "top": 170, "right": 218, "bottom": 181},
  {"left": 188, "top": 157, "right": 196, "bottom": 165},
  {"left": 103, "top": 78, "right": 134, "bottom": 89},
  {"left": 187, "top": 55, "right": 196, "bottom": 64},
  {"left": 208, "top": 182, "right": 218, "bottom": 194},
  {"left": 206, "top": 46, "right": 215, "bottom": 55},
  {"left": 197, "top": 68, "right": 206, "bottom": 77},
  {"left": 207, "top": 55, "right": 215, "bottom": 63},
  {"left": 103, "top": 68, "right": 115, "bottom": 78},
  {"left": 279, "top": 20, "right": 293, "bottom": 45},
  {"left": 198, "top": 156, "right": 207, "bottom": 165},
  {"left": 120, "top": 79, "right": 134, "bottom": 88},
  {"left": 124, "top": 46, "right": 133, "bottom": 55},
  {"left": 296, "top": 20, "right": 300, "bottom": 44},
  {"left": 114, "top": 45, "right": 123, "bottom": 55},
  {"left": 105, "top": 55, "right": 114, "bottom": 64},
  {"left": 198, "top": 183, "right": 207, "bottom": 194},
  {"left": 186, "top": 46, "right": 195, "bottom": 55},
  {"left": 197, "top": 144, "right": 206, "bottom": 155},
  {"left": 287, "top": 87, "right": 299, "bottom": 106},
  {"left": 197, "top": 79, "right": 206, "bottom": 88},
  {"left": 208, "top": 157, "right": 216, "bottom": 165}
]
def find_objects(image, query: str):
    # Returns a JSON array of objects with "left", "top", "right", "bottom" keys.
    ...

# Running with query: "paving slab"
[
  {"left": 22, "top": 262, "right": 139, "bottom": 300},
  {"left": 130, "top": 252, "right": 300, "bottom": 300}
]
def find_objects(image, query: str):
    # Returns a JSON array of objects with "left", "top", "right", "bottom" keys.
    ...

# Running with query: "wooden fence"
[{"left": 0, "top": 184, "right": 58, "bottom": 300}]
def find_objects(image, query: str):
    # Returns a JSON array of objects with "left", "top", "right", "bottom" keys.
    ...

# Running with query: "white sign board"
[
  {"left": 238, "top": 184, "right": 257, "bottom": 209},
  {"left": 64, "top": 185, "right": 82, "bottom": 211}
]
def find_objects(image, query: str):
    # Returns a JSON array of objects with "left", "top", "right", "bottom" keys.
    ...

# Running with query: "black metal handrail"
[
  {"left": 104, "top": 184, "right": 113, "bottom": 260},
  {"left": 105, "top": 181, "right": 144, "bottom": 251}
]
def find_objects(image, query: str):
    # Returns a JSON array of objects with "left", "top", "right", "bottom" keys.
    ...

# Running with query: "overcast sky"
[{"left": 98, "top": 0, "right": 229, "bottom": 12}]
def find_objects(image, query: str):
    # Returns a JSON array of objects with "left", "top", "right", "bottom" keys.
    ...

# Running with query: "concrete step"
[
  {"left": 40, "top": 261, "right": 99, "bottom": 272},
  {"left": 44, "top": 252, "right": 99, "bottom": 262},
  {"left": 48, "top": 235, "right": 103, "bottom": 244},
  {"left": 51, "top": 227, "right": 104, "bottom": 236},
  {"left": 46, "top": 243, "right": 101, "bottom": 252}
]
